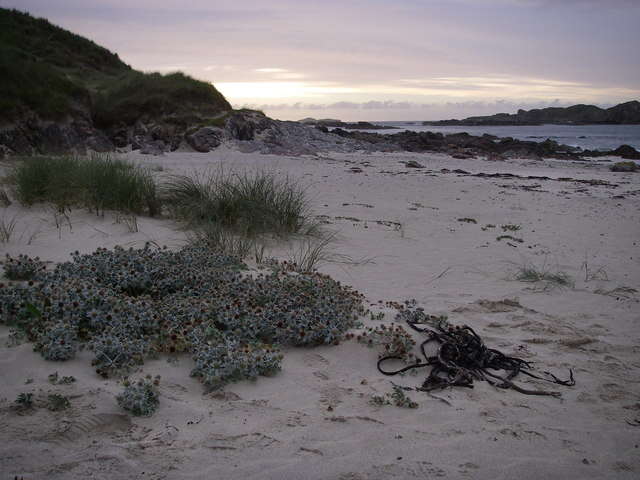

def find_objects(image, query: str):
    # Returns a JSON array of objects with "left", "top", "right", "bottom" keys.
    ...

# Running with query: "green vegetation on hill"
[
  {"left": 0, "top": 8, "right": 129, "bottom": 120},
  {"left": 93, "top": 71, "right": 231, "bottom": 127},
  {"left": 0, "top": 8, "right": 231, "bottom": 124}
]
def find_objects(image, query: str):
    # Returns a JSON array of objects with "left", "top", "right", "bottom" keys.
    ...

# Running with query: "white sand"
[{"left": 1, "top": 150, "right": 639, "bottom": 479}]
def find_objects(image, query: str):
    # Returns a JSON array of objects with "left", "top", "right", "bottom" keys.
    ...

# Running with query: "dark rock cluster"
[{"left": 331, "top": 128, "right": 587, "bottom": 160}]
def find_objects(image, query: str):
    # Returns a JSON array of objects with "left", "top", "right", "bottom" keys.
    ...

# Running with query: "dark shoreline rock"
[{"left": 331, "top": 128, "right": 578, "bottom": 160}]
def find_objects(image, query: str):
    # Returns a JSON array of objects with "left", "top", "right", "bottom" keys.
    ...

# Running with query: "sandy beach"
[{"left": 1, "top": 149, "right": 639, "bottom": 479}]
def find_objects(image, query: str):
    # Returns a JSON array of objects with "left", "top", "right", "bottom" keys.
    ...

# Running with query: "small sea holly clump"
[
  {"left": 351, "top": 323, "right": 417, "bottom": 363},
  {"left": 390, "top": 384, "right": 419, "bottom": 408},
  {"left": 47, "top": 393, "right": 70, "bottom": 411},
  {"left": 14, "top": 392, "right": 34, "bottom": 409},
  {"left": 395, "top": 300, "right": 450, "bottom": 330},
  {"left": 369, "top": 384, "right": 419, "bottom": 409},
  {"left": 191, "top": 336, "right": 283, "bottom": 392},
  {"left": 117, "top": 376, "right": 160, "bottom": 416},
  {"left": 36, "top": 322, "right": 78, "bottom": 361},
  {"left": 3, "top": 254, "right": 46, "bottom": 281}
]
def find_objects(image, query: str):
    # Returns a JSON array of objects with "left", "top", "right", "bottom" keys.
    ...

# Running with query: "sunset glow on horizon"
[{"left": 4, "top": 0, "right": 639, "bottom": 121}]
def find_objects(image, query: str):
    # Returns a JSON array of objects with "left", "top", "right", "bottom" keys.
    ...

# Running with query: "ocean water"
[{"left": 362, "top": 122, "right": 640, "bottom": 152}]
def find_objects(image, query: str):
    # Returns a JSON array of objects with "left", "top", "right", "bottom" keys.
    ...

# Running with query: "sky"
[{"left": 4, "top": 0, "right": 640, "bottom": 121}]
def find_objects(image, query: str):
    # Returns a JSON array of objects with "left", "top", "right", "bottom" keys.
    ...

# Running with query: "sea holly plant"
[
  {"left": 117, "top": 376, "right": 160, "bottom": 416},
  {"left": 0, "top": 242, "right": 365, "bottom": 394},
  {"left": 369, "top": 384, "right": 419, "bottom": 409}
]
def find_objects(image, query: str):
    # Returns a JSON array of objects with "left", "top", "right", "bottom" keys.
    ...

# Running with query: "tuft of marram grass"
[
  {"left": 0, "top": 213, "right": 18, "bottom": 243},
  {"left": 187, "top": 221, "right": 258, "bottom": 259},
  {"left": 9, "top": 154, "right": 159, "bottom": 216},
  {"left": 514, "top": 265, "right": 574, "bottom": 289},
  {"left": 162, "top": 169, "right": 319, "bottom": 238}
]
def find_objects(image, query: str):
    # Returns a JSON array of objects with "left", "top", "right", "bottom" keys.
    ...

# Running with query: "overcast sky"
[{"left": 5, "top": 0, "right": 640, "bottom": 120}]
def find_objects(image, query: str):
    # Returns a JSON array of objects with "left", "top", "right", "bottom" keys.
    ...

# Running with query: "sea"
[{"left": 360, "top": 122, "right": 640, "bottom": 152}]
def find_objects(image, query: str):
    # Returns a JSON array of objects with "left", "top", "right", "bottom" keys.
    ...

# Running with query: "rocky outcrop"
[
  {"left": 0, "top": 113, "right": 115, "bottom": 156},
  {"left": 331, "top": 129, "right": 582, "bottom": 160},
  {"left": 185, "top": 127, "right": 224, "bottom": 153},
  {"left": 612, "top": 144, "right": 640, "bottom": 160},
  {"left": 582, "top": 144, "right": 640, "bottom": 160},
  {"left": 423, "top": 100, "right": 640, "bottom": 126},
  {"left": 610, "top": 161, "right": 638, "bottom": 172}
]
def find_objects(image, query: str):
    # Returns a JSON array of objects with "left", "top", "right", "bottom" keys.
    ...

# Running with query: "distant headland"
[{"left": 422, "top": 101, "right": 640, "bottom": 126}]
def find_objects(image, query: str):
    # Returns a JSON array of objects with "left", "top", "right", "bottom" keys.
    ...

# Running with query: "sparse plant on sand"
[
  {"left": 117, "top": 375, "right": 160, "bottom": 416},
  {"left": 287, "top": 231, "right": 341, "bottom": 273},
  {"left": 581, "top": 255, "right": 608, "bottom": 282},
  {"left": 512, "top": 260, "right": 574, "bottom": 289},
  {"left": 47, "top": 393, "right": 70, "bottom": 411},
  {"left": 14, "top": 392, "right": 34, "bottom": 409},
  {"left": 369, "top": 384, "right": 418, "bottom": 408},
  {"left": 48, "top": 372, "right": 76, "bottom": 384},
  {"left": 115, "top": 213, "right": 139, "bottom": 233},
  {"left": 0, "top": 213, "right": 17, "bottom": 243},
  {"left": 457, "top": 217, "right": 477, "bottom": 224},
  {"left": 501, "top": 224, "right": 521, "bottom": 232}
]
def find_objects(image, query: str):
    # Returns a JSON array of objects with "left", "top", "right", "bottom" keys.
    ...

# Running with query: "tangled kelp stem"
[{"left": 378, "top": 319, "right": 574, "bottom": 397}]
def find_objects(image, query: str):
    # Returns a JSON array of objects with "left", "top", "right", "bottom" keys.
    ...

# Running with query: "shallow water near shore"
[{"left": 359, "top": 122, "right": 640, "bottom": 151}]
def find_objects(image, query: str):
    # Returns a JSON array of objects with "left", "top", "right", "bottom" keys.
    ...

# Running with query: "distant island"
[
  {"left": 298, "top": 118, "right": 396, "bottom": 130},
  {"left": 423, "top": 101, "right": 640, "bottom": 126}
]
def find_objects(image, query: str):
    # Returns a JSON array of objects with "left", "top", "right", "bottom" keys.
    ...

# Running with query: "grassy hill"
[{"left": 0, "top": 8, "right": 231, "bottom": 125}]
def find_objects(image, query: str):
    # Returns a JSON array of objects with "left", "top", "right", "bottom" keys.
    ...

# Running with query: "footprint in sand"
[
  {"left": 304, "top": 353, "right": 330, "bottom": 367},
  {"left": 205, "top": 432, "right": 280, "bottom": 451},
  {"left": 319, "top": 385, "right": 354, "bottom": 409},
  {"left": 313, "top": 371, "right": 330, "bottom": 381},
  {"left": 44, "top": 413, "right": 131, "bottom": 444}
]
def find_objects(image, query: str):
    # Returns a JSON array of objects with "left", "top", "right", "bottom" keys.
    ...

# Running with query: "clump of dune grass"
[
  {"left": 9, "top": 154, "right": 159, "bottom": 216},
  {"left": 0, "top": 213, "right": 18, "bottom": 243},
  {"left": 187, "top": 221, "right": 257, "bottom": 260},
  {"left": 287, "top": 232, "right": 345, "bottom": 273},
  {"left": 162, "top": 169, "right": 319, "bottom": 239},
  {"left": 513, "top": 262, "right": 574, "bottom": 290}
]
